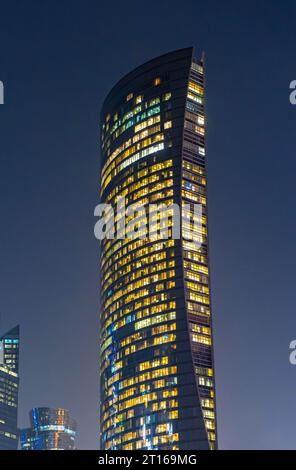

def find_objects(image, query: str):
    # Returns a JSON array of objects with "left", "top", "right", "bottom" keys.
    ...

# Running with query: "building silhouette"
[
  {"left": 20, "top": 407, "right": 77, "bottom": 450},
  {"left": 0, "top": 325, "right": 20, "bottom": 450},
  {"left": 99, "top": 48, "right": 217, "bottom": 450}
]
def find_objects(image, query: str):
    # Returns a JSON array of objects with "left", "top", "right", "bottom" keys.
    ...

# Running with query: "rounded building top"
[{"left": 101, "top": 47, "right": 194, "bottom": 118}]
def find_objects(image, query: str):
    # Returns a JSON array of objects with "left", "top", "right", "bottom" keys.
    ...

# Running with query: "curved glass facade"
[
  {"left": 20, "top": 407, "right": 77, "bottom": 450},
  {"left": 99, "top": 48, "right": 217, "bottom": 450}
]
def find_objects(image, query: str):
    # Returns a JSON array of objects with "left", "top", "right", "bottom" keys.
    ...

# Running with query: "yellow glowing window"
[
  {"left": 126, "top": 93, "right": 133, "bottom": 101},
  {"left": 136, "top": 95, "right": 143, "bottom": 104},
  {"left": 188, "top": 81, "right": 204, "bottom": 95},
  {"left": 198, "top": 115, "right": 204, "bottom": 125},
  {"left": 163, "top": 92, "right": 171, "bottom": 101},
  {"left": 192, "top": 334, "right": 212, "bottom": 346},
  {"left": 134, "top": 115, "right": 161, "bottom": 133},
  {"left": 205, "top": 420, "right": 215, "bottom": 431},
  {"left": 169, "top": 410, "right": 178, "bottom": 419},
  {"left": 154, "top": 77, "right": 161, "bottom": 86},
  {"left": 149, "top": 97, "right": 161, "bottom": 106},
  {"left": 164, "top": 121, "right": 172, "bottom": 129},
  {"left": 156, "top": 423, "right": 169, "bottom": 433},
  {"left": 187, "top": 91, "right": 203, "bottom": 104}
]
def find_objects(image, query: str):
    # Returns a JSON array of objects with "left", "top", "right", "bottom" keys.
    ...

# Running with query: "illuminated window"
[
  {"left": 163, "top": 92, "right": 171, "bottom": 101},
  {"left": 100, "top": 54, "right": 216, "bottom": 451}
]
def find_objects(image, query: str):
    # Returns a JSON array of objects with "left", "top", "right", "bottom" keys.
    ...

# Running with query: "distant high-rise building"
[
  {"left": 20, "top": 407, "right": 77, "bottom": 450},
  {"left": 0, "top": 325, "right": 20, "bottom": 450},
  {"left": 99, "top": 48, "right": 217, "bottom": 450}
]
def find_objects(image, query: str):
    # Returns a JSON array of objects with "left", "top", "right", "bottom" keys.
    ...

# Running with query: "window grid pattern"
[
  {"left": 182, "top": 60, "right": 217, "bottom": 449},
  {"left": 100, "top": 89, "right": 180, "bottom": 450},
  {"left": 100, "top": 49, "right": 217, "bottom": 451}
]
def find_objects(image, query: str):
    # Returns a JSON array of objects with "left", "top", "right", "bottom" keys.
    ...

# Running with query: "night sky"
[{"left": 0, "top": 0, "right": 296, "bottom": 449}]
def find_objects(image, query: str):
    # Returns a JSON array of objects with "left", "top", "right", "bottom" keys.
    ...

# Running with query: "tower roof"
[{"left": 0, "top": 325, "right": 19, "bottom": 340}]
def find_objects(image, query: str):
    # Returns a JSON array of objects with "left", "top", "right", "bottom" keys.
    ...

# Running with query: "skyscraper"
[
  {"left": 0, "top": 325, "right": 20, "bottom": 450},
  {"left": 99, "top": 48, "right": 217, "bottom": 450},
  {"left": 20, "top": 407, "right": 77, "bottom": 450}
]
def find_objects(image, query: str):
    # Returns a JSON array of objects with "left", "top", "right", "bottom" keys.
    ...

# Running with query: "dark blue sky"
[{"left": 0, "top": 0, "right": 296, "bottom": 449}]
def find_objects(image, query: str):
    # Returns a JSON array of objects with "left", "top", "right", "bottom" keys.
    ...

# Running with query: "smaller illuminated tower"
[
  {"left": 0, "top": 326, "right": 20, "bottom": 450},
  {"left": 20, "top": 407, "right": 77, "bottom": 450}
]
